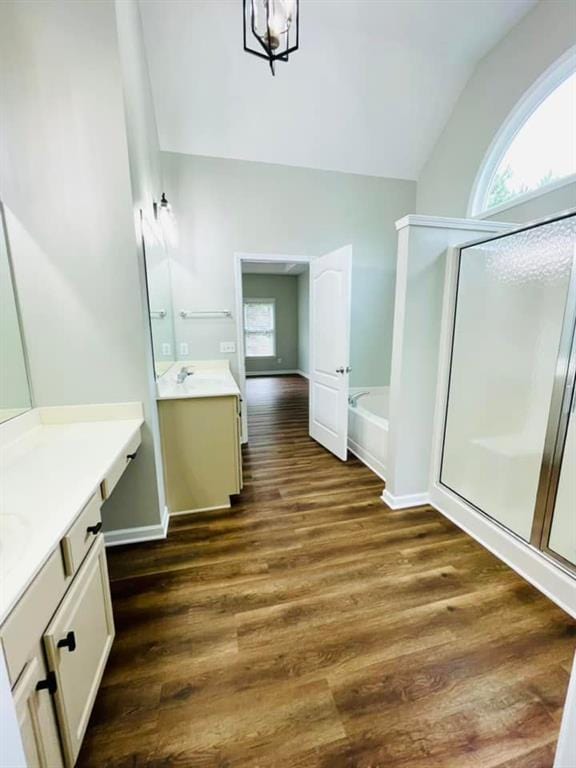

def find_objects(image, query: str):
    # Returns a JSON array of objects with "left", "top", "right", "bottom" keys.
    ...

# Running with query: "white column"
[{"left": 383, "top": 215, "right": 510, "bottom": 509}]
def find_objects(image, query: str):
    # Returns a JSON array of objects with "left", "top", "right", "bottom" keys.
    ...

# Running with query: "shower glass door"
[
  {"left": 547, "top": 406, "right": 576, "bottom": 567},
  {"left": 440, "top": 214, "right": 576, "bottom": 543}
]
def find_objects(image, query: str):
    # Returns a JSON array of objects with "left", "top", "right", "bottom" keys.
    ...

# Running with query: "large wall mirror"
[
  {"left": 140, "top": 210, "right": 176, "bottom": 379},
  {"left": 0, "top": 202, "right": 33, "bottom": 423}
]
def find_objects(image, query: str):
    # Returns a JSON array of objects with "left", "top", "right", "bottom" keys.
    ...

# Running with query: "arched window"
[{"left": 469, "top": 51, "right": 576, "bottom": 216}]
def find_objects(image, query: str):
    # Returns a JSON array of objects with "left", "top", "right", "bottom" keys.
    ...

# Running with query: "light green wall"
[
  {"left": 242, "top": 274, "right": 299, "bottom": 373},
  {"left": 163, "top": 152, "right": 416, "bottom": 387},
  {"left": 417, "top": 0, "right": 576, "bottom": 222},
  {"left": 297, "top": 271, "right": 309, "bottom": 376},
  {"left": 0, "top": 0, "right": 163, "bottom": 530}
]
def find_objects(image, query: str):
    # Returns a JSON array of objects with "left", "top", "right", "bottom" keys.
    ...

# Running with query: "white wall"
[
  {"left": 0, "top": 0, "right": 162, "bottom": 531},
  {"left": 163, "top": 152, "right": 416, "bottom": 388},
  {"left": 0, "top": 212, "right": 31, "bottom": 417},
  {"left": 417, "top": 0, "right": 576, "bottom": 221},
  {"left": 297, "top": 270, "right": 310, "bottom": 376}
]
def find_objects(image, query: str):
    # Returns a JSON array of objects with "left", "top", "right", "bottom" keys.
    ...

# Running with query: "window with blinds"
[{"left": 244, "top": 299, "right": 276, "bottom": 357}]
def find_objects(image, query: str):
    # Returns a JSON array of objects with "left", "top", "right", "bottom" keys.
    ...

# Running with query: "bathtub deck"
[{"left": 78, "top": 374, "right": 574, "bottom": 768}]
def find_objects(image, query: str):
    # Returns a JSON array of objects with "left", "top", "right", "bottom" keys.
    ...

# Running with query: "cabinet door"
[
  {"left": 235, "top": 398, "right": 243, "bottom": 492},
  {"left": 13, "top": 651, "right": 64, "bottom": 768},
  {"left": 43, "top": 536, "right": 114, "bottom": 767}
]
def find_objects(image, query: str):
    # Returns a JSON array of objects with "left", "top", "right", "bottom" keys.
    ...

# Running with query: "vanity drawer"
[
  {"left": 60, "top": 492, "right": 102, "bottom": 577},
  {"left": 100, "top": 429, "right": 141, "bottom": 500},
  {"left": 1, "top": 548, "right": 69, "bottom": 686}
]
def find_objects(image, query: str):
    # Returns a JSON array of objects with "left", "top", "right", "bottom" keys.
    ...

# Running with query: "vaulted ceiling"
[{"left": 139, "top": 0, "right": 536, "bottom": 180}]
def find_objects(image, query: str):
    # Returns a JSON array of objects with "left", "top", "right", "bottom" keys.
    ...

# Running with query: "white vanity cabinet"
[
  {"left": 1, "top": 497, "right": 115, "bottom": 768},
  {"left": 0, "top": 411, "right": 144, "bottom": 768}
]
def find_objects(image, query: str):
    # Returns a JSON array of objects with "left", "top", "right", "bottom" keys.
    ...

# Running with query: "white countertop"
[
  {"left": 156, "top": 360, "right": 241, "bottom": 400},
  {"left": 0, "top": 404, "right": 143, "bottom": 624}
]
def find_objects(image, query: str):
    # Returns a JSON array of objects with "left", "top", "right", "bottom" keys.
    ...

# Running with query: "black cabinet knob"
[
  {"left": 57, "top": 631, "right": 77, "bottom": 653},
  {"left": 126, "top": 451, "right": 138, "bottom": 461},
  {"left": 36, "top": 671, "right": 57, "bottom": 695},
  {"left": 87, "top": 521, "right": 102, "bottom": 536}
]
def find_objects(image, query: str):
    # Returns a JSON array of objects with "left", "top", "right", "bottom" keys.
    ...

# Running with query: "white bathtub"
[{"left": 348, "top": 386, "right": 389, "bottom": 481}]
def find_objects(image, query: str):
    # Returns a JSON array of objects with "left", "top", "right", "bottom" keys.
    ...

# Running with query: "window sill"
[{"left": 473, "top": 174, "right": 576, "bottom": 219}]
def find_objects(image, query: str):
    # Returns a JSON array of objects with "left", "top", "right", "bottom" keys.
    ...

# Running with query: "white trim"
[
  {"left": 395, "top": 214, "right": 513, "bottom": 233},
  {"left": 170, "top": 503, "right": 230, "bottom": 517},
  {"left": 476, "top": 174, "right": 576, "bottom": 219},
  {"left": 555, "top": 652, "right": 576, "bottom": 767},
  {"left": 246, "top": 369, "right": 300, "bottom": 376},
  {"left": 243, "top": 296, "right": 277, "bottom": 358},
  {"left": 429, "top": 241, "right": 576, "bottom": 617},
  {"left": 348, "top": 437, "right": 386, "bottom": 482},
  {"left": 297, "top": 369, "right": 309, "bottom": 380},
  {"left": 381, "top": 489, "right": 430, "bottom": 510},
  {"left": 234, "top": 251, "right": 311, "bottom": 442},
  {"left": 468, "top": 46, "right": 576, "bottom": 218},
  {"left": 430, "top": 485, "right": 576, "bottom": 617},
  {"left": 104, "top": 505, "right": 169, "bottom": 547}
]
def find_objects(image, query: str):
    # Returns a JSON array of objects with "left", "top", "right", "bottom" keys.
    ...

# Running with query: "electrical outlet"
[
  {"left": 179, "top": 342, "right": 189, "bottom": 357},
  {"left": 161, "top": 343, "right": 171, "bottom": 356},
  {"left": 220, "top": 341, "right": 236, "bottom": 353},
  {"left": 277, "top": 357, "right": 283, "bottom": 364}
]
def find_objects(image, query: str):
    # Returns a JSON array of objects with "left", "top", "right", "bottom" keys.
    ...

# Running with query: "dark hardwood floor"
[{"left": 78, "top": 375, "right": 575, "bottom": 767}]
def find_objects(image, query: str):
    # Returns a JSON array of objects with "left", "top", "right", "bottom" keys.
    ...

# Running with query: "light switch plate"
[
  {"left": 220, "top": 341, "right": 236, "bottom": 353},
  {"left": 162, "top": 343, "right": 171, "bottom": 355},
  {"left": 179, "top": 342, "right": 189, "bottom": 356}
]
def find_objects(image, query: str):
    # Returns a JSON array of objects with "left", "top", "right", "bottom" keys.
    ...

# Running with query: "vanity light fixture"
[
  {"left": 243, "top": 0, "right": 299, "bottom": 76},
  {"left": 153, "top": 193, "right": 178, "bottom": 250}
]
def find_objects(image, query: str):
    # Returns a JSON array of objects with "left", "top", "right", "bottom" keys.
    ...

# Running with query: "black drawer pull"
[
  {"left": 57, "top": 631, "right": 77, "bottom": 653},
  {"left": 87, "top": 521, "right": 102, "bottom": 536},
  {"left": 36, "top": 671, "right": 57, "bottom": 695},
  {"left": 127, "top": 451, "right": 138, "bottom": 461}
]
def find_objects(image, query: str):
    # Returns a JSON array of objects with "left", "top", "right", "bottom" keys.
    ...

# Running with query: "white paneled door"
[{"left": 309, "top": 245, "right": 352, "bottom": 460}]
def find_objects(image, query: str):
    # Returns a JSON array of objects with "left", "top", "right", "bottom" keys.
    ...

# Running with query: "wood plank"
[{"left": 78, "top": 375, "right": 575, "bottom": 767}]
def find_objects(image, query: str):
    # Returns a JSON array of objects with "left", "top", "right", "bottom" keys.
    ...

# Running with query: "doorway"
[{"left": 234, "top": 248, "right": 352, "bottom": 459}]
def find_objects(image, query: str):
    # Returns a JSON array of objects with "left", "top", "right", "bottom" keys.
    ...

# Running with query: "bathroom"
[{"left": 1, "top": 1, "right": 575, "bottom": 766}]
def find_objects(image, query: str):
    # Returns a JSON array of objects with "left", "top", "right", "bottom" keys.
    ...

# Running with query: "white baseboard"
[
  {"left": 381, "top": 489, "right": 430, "bottom": 510},
  {"left": 246, "top": 369, "right": 299, "bottom": 376},
  {"left": 430, "top": 483, "right": 576, "bottom": 618},
  {"left": 348, "top": 438, "right": 386, "bottom": 482},
  {"left": 297, "top": 370, "right": 310, "bottom": 380},
  {"left": 170, "top": 503, "right": 230, "bottom": 517},
  {"left": 104, "top": 505, "right": 169, "bottom": 547}
]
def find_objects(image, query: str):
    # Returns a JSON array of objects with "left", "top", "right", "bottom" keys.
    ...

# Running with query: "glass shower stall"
[{"left": 438, "top": 211, "right": 575, "bottom": 574}]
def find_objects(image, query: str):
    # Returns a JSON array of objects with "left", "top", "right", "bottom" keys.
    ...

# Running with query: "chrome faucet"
[
  {"left": 176, "top": 366, "right": 194, "bottom": 384},
  {"left": 348, "top": 391, "right": 369, "bottom": 407}
]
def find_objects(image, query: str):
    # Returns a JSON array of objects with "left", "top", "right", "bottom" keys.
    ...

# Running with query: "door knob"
[{"left": 336, "top": 367, "right": 345, "bottom": 374}]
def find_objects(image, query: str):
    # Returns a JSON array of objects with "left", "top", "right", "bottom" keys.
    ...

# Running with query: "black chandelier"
[{"left": 243, "top": 0, "right": 299, "bottom": 76}]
